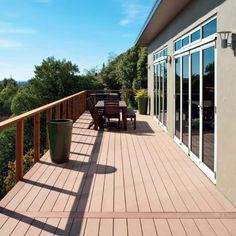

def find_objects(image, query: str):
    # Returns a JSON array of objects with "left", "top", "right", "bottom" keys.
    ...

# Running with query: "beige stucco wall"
[
  {"left": 147, "top": 0, "right": 236, "bottom": 205},
  {"left": 216, "top": 0, "right": 236, "bottom": 206}
]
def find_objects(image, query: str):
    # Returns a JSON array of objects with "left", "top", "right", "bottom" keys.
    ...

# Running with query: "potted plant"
[{"left": 135, "top": 89, "right": 148, "bottom": 115}]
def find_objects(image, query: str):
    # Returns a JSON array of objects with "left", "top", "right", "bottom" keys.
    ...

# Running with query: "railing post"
[
  {"left": 34, "top": 113, "right": 40, "bottom": 163},
  {"left": 46, "top": 108, "right": 52, "bottom": 150},
  {"left": 56, "top": 104, "right": 61, "bottom": 119},
  {"left": 16, "top": 120, "right": 24, "bottom": 181}
]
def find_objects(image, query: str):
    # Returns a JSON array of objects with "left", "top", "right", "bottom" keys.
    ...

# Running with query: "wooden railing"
[
  {"left": 0, "top": 90, "right": 88, "bottom": 182},
  {"left": 0, "top": 89, "right": 133, "bottom": 183}
]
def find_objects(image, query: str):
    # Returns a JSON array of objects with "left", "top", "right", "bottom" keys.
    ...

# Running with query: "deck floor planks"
[
  {"left": 157, "top": 130, "right": 226, "bottom": 212},
  {"left": 160, "top": 123, "right": 235, "bottom": 212},
  {"left": 0, "top": 112, "right": 236, "bottom": 235},
  {"left": 181, "top": 219, "right": 202, "bottom": 236},
  {"left": 114, "top": 219, "right": 127, "bottom": 236},
  {"left": 113, "top": 132, "right": 126, "bottom": 212},
  {"left": 120, "top": 131, "right": 139, "bottom": 212},
  {"left": 132, "top": 133, "right": 163, "bottom": 212},
  {"left": 25, "top": 217, "right": 47, "bottom": 236},
  {"left": 145, "top": 127, "right": 188, "bottom": 212},
  {"left": 139, "top": 130, "right": 176, "bottom": 212},
  {"left": 154, "top": 219, "right": 172, "bottom": 236},
  {"left": 99, "top": 218, "right": 113, "bottom": 236},
  {"left": 89, "top": 131, "right": 109, "bottom": 212},
  {"left": 156, "top": 130, "right": 213, "bottom": 212},
  {"left": 127, "top": 219, "right": 142, "bottom": 236},
  {"left": 141, "top": 219, "right": 158, "bottom": 236},
  {"left": 126, "top": 132, "right": 151, "bottom": 212},
  {"left": 102, "top": 131, "right": 115, "bottom": 212}
]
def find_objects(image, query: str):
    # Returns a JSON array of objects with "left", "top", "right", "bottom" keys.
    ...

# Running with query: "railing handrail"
[
  {"left": 0, "top": 89, "right": 132, "bottom": 183},
  {"left": 0, "top": 90, "right": 88, "bottom": 130}
]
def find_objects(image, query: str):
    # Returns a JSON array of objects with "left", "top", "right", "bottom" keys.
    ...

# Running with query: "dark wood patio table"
[{"left": 94, "top": 100, "right": 127, "bottom": 130}]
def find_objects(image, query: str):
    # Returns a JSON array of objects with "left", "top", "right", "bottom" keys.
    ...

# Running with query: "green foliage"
[
  {"left": 0, "top": 126, "right": 16, "bottom": 197},
  {"left": 11, "top": 86, "right": 39, "bottom": 115},
  {"left": 0, "top": 126, "right": 16, "bottom": 170},
  {"left": 135, "top": 89, "right": 148, "bottom": 100},
  {"left": 100, "top": 46, "right": 147, "bottom": 90},
  {"left": 2, "top": 149, "right": 34, "bottom": 195},
  {"left": 29, "top": 57, "right": 80, "bottom": 105},
  {"left": 136, "top": 47, "right": 148, "bottom": 89},
  {"left": 4, "top": 161, "right": 16, "bottom": 193},
  {"left": 0, "top": 78, "right": 18, "bottom": 116}
]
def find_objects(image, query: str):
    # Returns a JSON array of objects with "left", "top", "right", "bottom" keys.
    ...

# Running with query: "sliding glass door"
[
  {"left": 174, "top": 44, "right": 216, "bottom": 178},
  {"left": 154, "top": 62, "right": 167, "bottom": 127}
]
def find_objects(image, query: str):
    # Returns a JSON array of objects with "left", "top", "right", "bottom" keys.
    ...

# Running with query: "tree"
[
  {"left": 29, "top": 57, "right": 80, "bottom": 105},
  {"left": 11, "top": 86, "right": 40, "bottom": 115},
  {"left": 0, "top": 78, "right": 18, "bottom": 116},
  {"left": 135, "top": 47, "right": 148, "bottom": 89}
]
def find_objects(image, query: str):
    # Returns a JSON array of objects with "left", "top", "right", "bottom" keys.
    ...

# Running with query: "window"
[
  {"left": 174, "top": 17, "right": 217, "bottom": 52},
  {"left": 175, "top": 40, "right": 181, "bottom": 51},
  {"left": 154, "top": 47, "right": 168, "bottom": 62},
  {"left": 202, "top": 18, "right": 217, "bottom": 38},
  {"left": 182, "top": 36, "right": 189, "bottom": 47},
  {"left": 191, "top": 30, "right": 200, "bottom": 42}
]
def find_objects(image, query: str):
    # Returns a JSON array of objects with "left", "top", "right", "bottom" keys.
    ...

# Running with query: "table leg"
[
  {"left": 123, "top": 107, "right": 127, "bottom": 130},
  {"left": 94, "top": 107, "right": 98, "bottom": 130}
]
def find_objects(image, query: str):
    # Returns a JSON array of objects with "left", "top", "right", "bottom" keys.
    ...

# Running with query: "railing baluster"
[
  {"left": 46, "top": 108, "right": 52, "bottom": 149},
  {"left": 34, "top": 113, "right": 40, "bottom": 163},
  {"left": 68, "top": 99, "right": 72, "bottom": 119},
  {"left": 72, "top": 98, "right": 76, "bottom": 122},
  {"left": 62, "top": 101, "right": 67, "bottom": 119},
  {"left": 56, "top": 104, "right": 61, "bottom": 119},
  {"left": 16, "top": 120, "right": 24, "bottom": 181}
]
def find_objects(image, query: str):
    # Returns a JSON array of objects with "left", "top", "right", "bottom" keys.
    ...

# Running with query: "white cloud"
[
  {"left": 119, "top": 0, "right": 151, "bottom": 26},
  {"left": 0, "top": 27, "right": 36, "bottom": 34},
  {"left": 0, "top": 39, "right": 22, "bottom": 48},
  {"left": 35, "top": 0, "right": 52, "bottom": 4},
  {"left": 0, "top": 21, "right": 37, "bottom": 34}
]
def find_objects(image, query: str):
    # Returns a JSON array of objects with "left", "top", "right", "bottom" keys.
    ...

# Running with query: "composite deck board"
[{"left": 0, "top": 111, "right": 235, "bottom": 235}]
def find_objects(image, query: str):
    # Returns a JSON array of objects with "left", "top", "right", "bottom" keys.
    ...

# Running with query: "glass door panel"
[
  {"left": 157, "top": 64, "right": 160, "bottom": 120},
  {"left": 154, "top": 65, "right": 157, "bottom": 117},
  {"left": 163, "top": 63, "right": 167, "bottom": 126},
  {"left": 191, "top": 52, "right": 200, "bottom": 157},
  {"left": 182, "top": 55, "right": 189, "bottom": 147},
  {"left": 175, "top": 58, "right": 181, "bottom": 139},
  {"left": 202, "top": 47, "right": 215, "bottom": 171},
  {"left": 160, "top": 63, "right": 164, "bottom": 123}
]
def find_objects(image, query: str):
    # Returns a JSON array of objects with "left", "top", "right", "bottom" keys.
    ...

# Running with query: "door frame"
[{"left": 174, "top": 41, "right": 217, "bottom": 183}]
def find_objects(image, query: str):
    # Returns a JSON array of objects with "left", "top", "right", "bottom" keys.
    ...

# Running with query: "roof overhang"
[{"left": 135, "top": 0, "right": 191, "bottom": 47}]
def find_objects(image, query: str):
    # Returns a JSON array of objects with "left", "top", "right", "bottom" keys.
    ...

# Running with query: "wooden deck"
[{"left": 0, "top": 111, "right": 236, "bottom": 236}]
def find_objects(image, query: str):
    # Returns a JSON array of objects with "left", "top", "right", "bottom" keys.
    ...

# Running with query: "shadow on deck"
[{"left": 0, "top": 111, "right": 236, "bottom": 236}]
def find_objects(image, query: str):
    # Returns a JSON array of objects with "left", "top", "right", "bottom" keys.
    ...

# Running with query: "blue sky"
[{"left": 0, "top": 0, "right": 155, "bottom": 81}]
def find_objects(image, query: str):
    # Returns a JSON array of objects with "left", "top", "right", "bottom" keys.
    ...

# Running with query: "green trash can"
[{"left": 47, "top": 119, "right": 73, "bottom": 164}]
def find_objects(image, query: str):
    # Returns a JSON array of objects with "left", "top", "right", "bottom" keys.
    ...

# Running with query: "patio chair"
[
  {"left": 87, "top": 97, "right": 104, "bottom": 129},
  {"left": 104, "top": 101, "right": 120, "bottom": 127}
]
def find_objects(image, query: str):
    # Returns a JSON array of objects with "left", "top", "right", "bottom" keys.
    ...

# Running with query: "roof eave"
[{"left": 135, "top": 0, "right": 191, "bottom": 47}]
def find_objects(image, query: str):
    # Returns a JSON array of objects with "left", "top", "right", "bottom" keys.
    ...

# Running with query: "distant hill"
[{"left": 17, "top": 81, "right": 28, "bottom": 86}]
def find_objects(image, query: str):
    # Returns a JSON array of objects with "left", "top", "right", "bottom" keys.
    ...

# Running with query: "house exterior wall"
[
  {"left": 147, "top": 0, "right": 236, "bottom": 205},
  {"left": 216, "top": 0, "right": 236, "bottom": 206}
]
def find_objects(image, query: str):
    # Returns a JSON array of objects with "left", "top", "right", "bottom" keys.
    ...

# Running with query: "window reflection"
[
  {"left": 202, "top": 47, "right": 215, "bottom": 171},
  {"left": 191, "top": 52, "right": 200, "bottom": 157},
  {"left": 175, "top": 58, "right": 181, "bottom": 138},
  {"left": 202, "top": 19, "right": 217, "bottom": 38},
  {"left": 182, "top": 55, "right": 189, "bottom": 147}
]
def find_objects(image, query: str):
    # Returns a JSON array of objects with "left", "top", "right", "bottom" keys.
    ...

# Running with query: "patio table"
[{"left": 94, "top": 100, "right": 127, "bottom": 130}]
